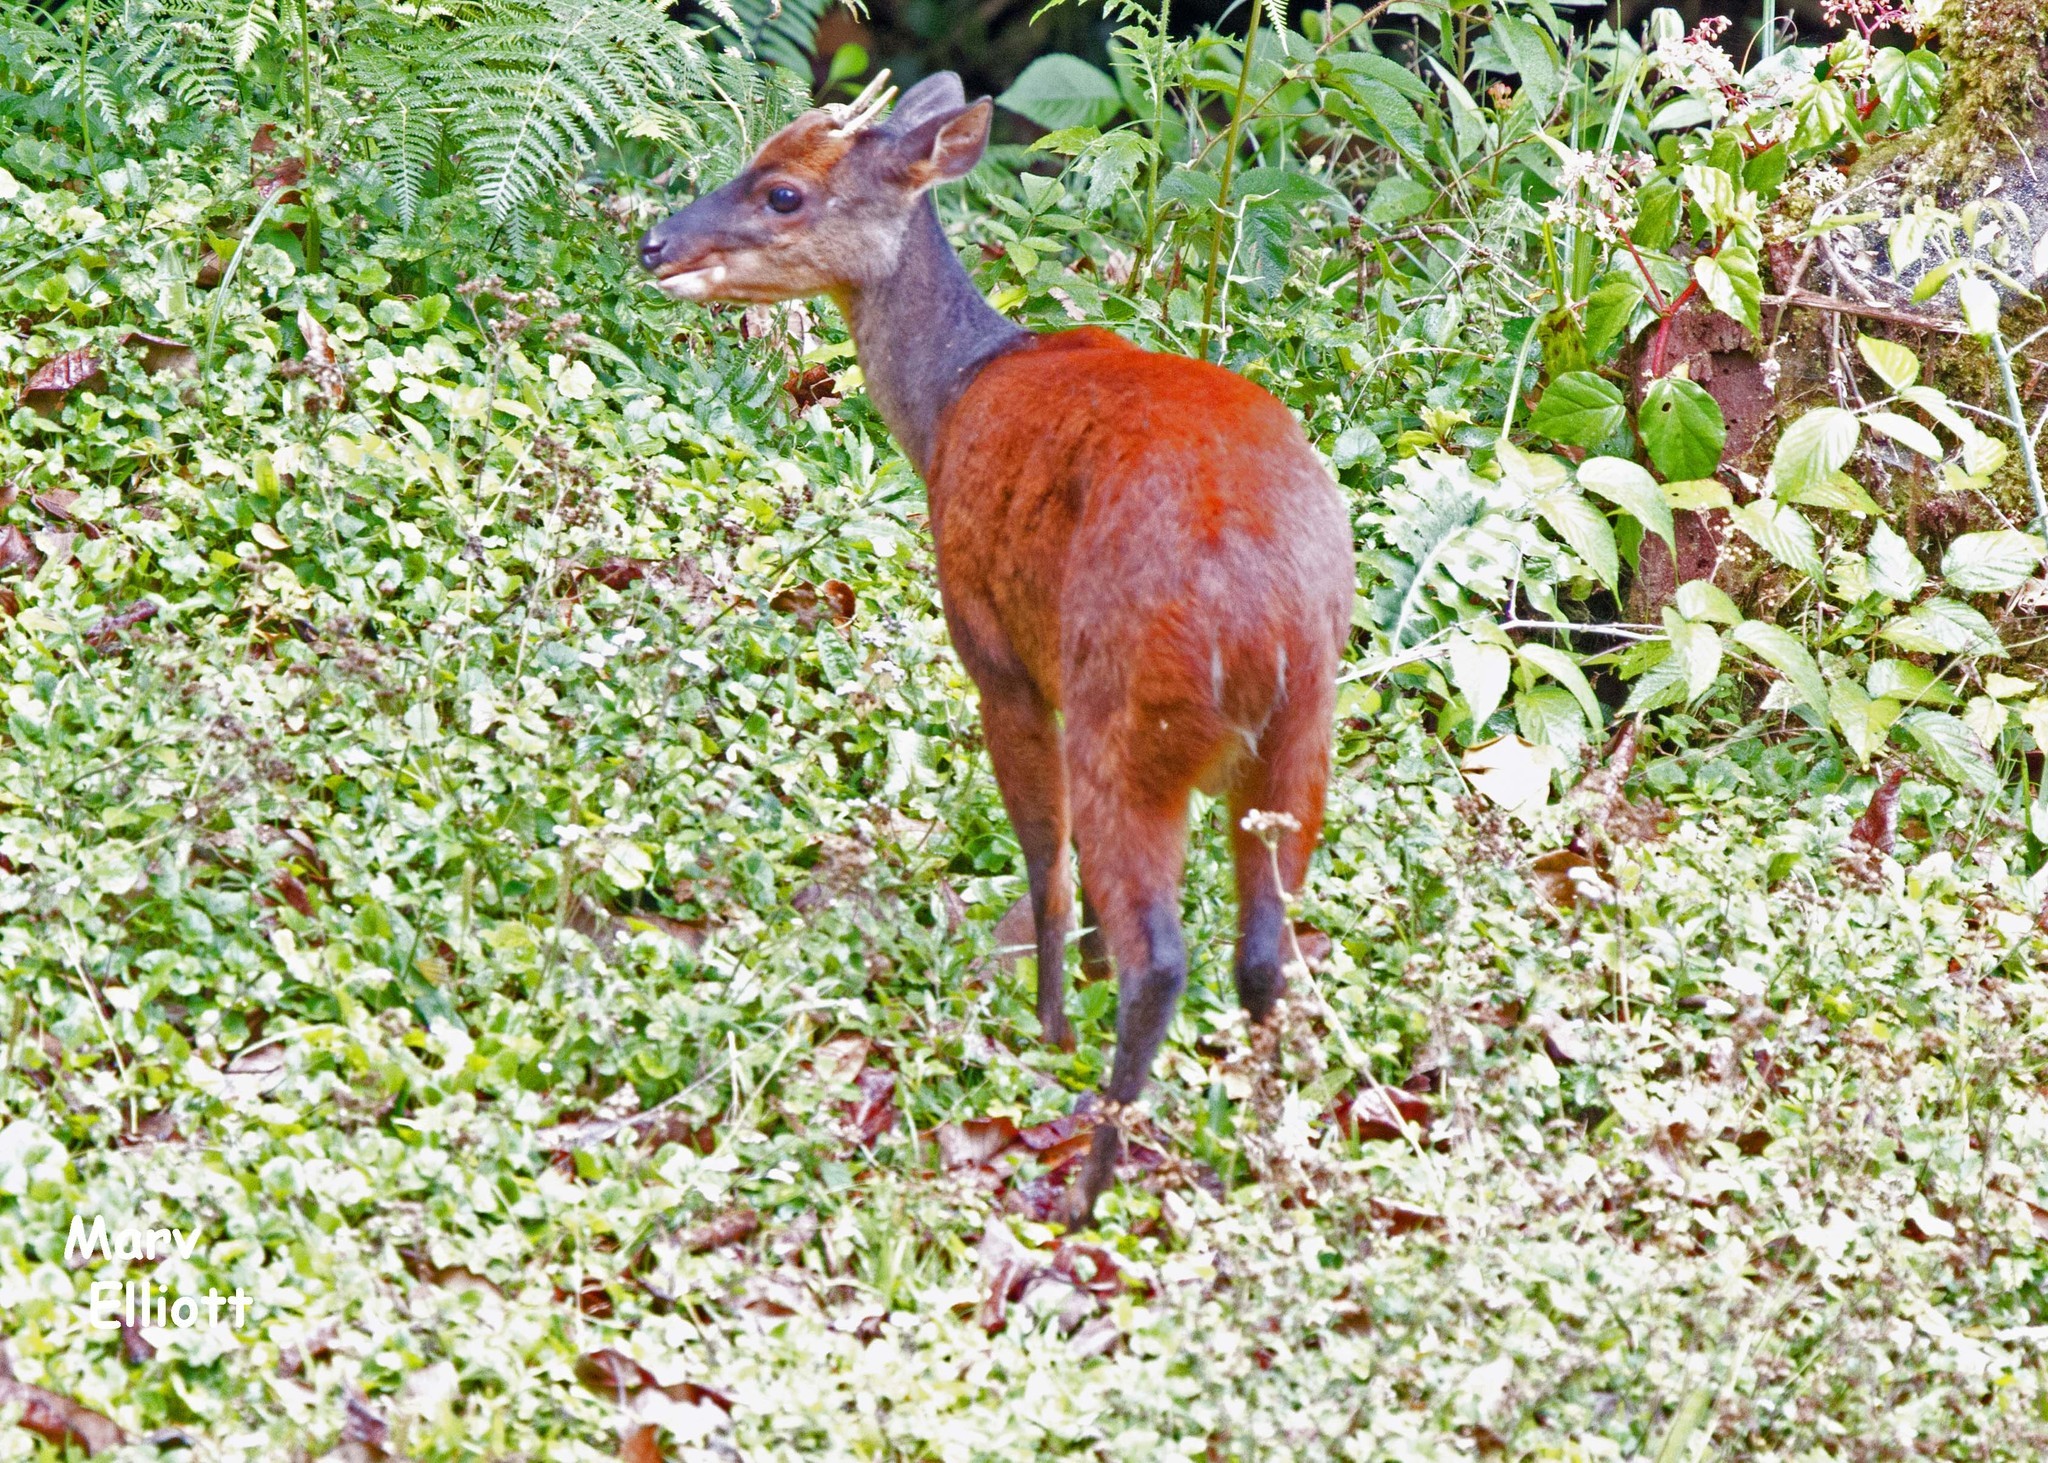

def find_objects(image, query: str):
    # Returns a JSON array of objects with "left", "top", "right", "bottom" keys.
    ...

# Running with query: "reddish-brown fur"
[{"left": 639, "top": 76, "right": 1356, "bottom": 1220}]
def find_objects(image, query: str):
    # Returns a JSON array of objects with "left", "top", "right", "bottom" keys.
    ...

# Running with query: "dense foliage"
[{"left": 6, "top": 0, "right": 2048, "bottom": 1457}]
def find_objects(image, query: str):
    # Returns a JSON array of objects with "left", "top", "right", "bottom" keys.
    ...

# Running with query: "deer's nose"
[{"left": 638, "top": 230, "right": 668, "bottom": 273}]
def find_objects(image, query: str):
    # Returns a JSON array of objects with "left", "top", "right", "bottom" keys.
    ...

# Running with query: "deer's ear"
[
  {"left": 888, "top": 72, "right": 967, "bottom": 134},
  {"left": 892, "top": 99, "right": 993, "bottom": 192}
]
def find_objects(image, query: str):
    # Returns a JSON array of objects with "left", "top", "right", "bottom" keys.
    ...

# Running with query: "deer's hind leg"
[{"left": 1227, "top": 675, "right": 1335, "bottom": 1025}]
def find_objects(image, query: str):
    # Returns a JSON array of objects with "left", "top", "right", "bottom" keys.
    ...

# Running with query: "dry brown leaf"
[
  {"left": 935, "top": 1116, "right": 1021, "bottom": 1170},
  {"left": 120, "top": 331, "right": 198, "bottom": 377},
  {"left": 0, "top": 1356, "right": 127, "bottom": 1455},
  {"left": 20, "top": 347, "right": 104, "bottom": 413},
  {"left": 83, "top": 600, "right": 156, "bottom": 651},
  {"left": 0, "top": 526, "right": 40, "bottom": 574},
  {"left": 220, "top": 1040, "right": 288, "bottom": 1101},
  {"left": 672, "top": 1207, "right": 758, "bottom": 1254},
  {"left": 619, "top": 1423, "right": 664, "bottom": 1463},
  {"left": 1337, "top": 1086, "right": 1431, "bottom": 1142}
]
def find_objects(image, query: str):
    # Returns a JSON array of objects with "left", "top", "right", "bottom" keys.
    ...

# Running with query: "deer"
[{"left": 638, "top": 71, "right": 1356, "bottom": 1221}]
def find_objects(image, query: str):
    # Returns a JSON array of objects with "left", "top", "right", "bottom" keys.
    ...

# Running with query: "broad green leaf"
[
  {"left": 1664, "top": 609, "right": 1723, "bottom": 702},
  {"left": 1583, "top": 274, "right": 1645, "bottom": 359},
  {"left": 1872, "top": 47, "right": 1944, "bottom": 130},
  {"left": 1693, "top": 247, "right": 1761, "bottom": 335},
  {"left": 1621, "top": 652, "right": 1690, "bottom": 716},
  {"left": 1959, "top": 275, "right": 2000, "bottom": 338},
  {"left": 1729, "top": 500, "right": 1822, "bottom": 577},
  {"left": 1529, "top": 372, "right": 1627, "bottom": 448},
  {"left": 1632, "top": 179, "right": 1680, "bottom": 249},
  {"left": 1365, "top": 174, "right": 1434, "bottom": 224},
  {"left": 1965, "top": 693, "right": 2010, "bottom": 751},
  {"left": 997, "top": 55, "right": 1124, "bottom": 130},
  {"left": 1792, "top": 78, "right": 1851, "bottom": 153},
  {"left": 1537, "top": 490, "right": 1620, "bottom": 589},
  {"left": 1901, "top": 709, "right": 1999, "bottom": 793},
  {"left": 1780, "top": 470, "right": 1881, "bottom": 515},
  {"left": 1663, "top": 478, "right": 1733, "bottom": 510},
  {"left": 1515, "top": 686, "right": 1588, "bottom": 761},
  {"left": 1941, "top": 529, "right": 2044, "bottom": 593},
  {"left": 1447, "top": 635, "right": 1513, "bottom": 733},
  {"left": 1579, "top": 456, "right": 1674, "bottom": 549},
  {"left": 1731, "top": 620, "right": 1829, "bottom": 718},
  {"left": 1639, "top": 377, "right": 1726, "bottom": 481},
  {"left": 1829, "top": 679, "right": 1902, "bottom": 765},
  {"left": 1870, "top": 657, "right": 1957, "bottom": 706},
  {"left": 1865, "top": 520, "right": 1926, "bottom": 600},
  {"left": 1517, "top": 641, "right": 1604, "bottom": 731},
  {"left": 1495, "top": 440, "right": 1571, "bottom": 495},
  {"left": 1900, "top": 384, "right": 1976, "bottom": 441},
  {"left": 1679, "top": 163, "right": 1736, "bottom": 224},
  {"left": 1880, "top": 597, "right": 2002, "bottom": 656},
  {"left": 1773, "top": 407, "right": 1860, "bottom": 496},
  {"left": 1862, "top": 410, "right": 1942, "bottom": 460},
  {"left": 1675, "top": 581, "right": 1741, "bottom": 624},
  {"left": 1856, "top": 335, "right": 1920, "bottom": 391}
]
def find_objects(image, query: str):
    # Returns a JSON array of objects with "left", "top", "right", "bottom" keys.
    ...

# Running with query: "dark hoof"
[{"left": 1238, "top": 962, "right": 1288, "bottom": 1025}]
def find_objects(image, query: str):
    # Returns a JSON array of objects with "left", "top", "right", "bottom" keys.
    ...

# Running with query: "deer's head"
[{"left": 638, "top": 72, "right": 992, "bottom": 305}]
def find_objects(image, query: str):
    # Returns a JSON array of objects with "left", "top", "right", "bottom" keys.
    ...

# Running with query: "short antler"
[{"left": 825, "top": 69, "right": 897, "bottom": 137}]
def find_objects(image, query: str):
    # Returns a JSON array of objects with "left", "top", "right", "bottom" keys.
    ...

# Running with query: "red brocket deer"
[{"left": 639, "top": 72, "right": 1355, "bottom": 1220}]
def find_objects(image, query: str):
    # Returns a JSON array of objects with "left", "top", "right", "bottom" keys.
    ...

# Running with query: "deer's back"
[{"left": 927, "top": 329, "right": 1353, "bottom": 724}]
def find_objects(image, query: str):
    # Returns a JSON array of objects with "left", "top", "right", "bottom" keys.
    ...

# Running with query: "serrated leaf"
[
  {"left": 1941, "top": 529, "right": 2044, "bottom": 593},
  {"left": 1529, "top": 372, "right": 1627, "bottom": 448},
  {"left": 1729, "top": 500, "right": 1822, "bottom": 577},
  {"left": 1517, "top": 641, "right": 1604, "bottom": 731},
  {"left": 1731, "top": 620, "right": 1829, "bottom": 718},
  {"left": 1514, "top": 686, "right": 1588, "bottom": 761},
  {"left": 1693, "top": 247, "right": 1761, "bottom": 335},
  {"left": 1880, "top": 597, "right": 2002, "bottom": 656},
  {"left": 1675, "top": 581, "right": 1741, "bottom": 624},
  {"left": 1959, "top": 275, "right": 2000, "bottom": 338},
  {"left": 1621, "top": 652, "right": 1690, "bottom": 716},
  {"left": 1537, "top": 491, "right": 1620, "bottom": 589},
  {"left": 1865, "top": 520, "right": 1927, "bottom": 600},
  {"left": 1901, "top": 709, "right": 1999, "bottom": 793},
  {"left": 1495, "top": 440, "right": 1571, "bottom": 495},
  {"left": 1856, "top": 335, "right": 1920, "bottom": 391},
  {"left": 1781, "top": 469, "right": 1882, "bottom": 515},
  {"left": 1662, "top": 478, "right": 1733, "bottom": 510},
  {"left": 1773, "top": 407, "right": 1860, "bottom": 496},
  {"left": 1583, "top": 274, "right": 1645, "bottom": 358},
  {"left": 1639, "top": 377, "right": 1726, "bottom": 481},
  {"left": 1578, "top": 456, "right": 1674, "bottom": 549},
  {"left": 1871, "top": 657, "right": 1958, "bottom": 706}
]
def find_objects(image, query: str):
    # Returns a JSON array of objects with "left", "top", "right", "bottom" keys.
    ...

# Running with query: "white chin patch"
[{"left": 654, "top": 263, "right": 728, "bottom": 300}]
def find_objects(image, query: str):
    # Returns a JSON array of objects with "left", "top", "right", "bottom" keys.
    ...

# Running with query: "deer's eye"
[{"left": 766, "top": 185, "right": 803, "bottom": 214}]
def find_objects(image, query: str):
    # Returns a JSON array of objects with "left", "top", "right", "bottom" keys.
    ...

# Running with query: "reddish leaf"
[
  {"left": 850, "top": 1067, "right": 898, "bottom": 1145},
  {"left": 1850, "top": 765, "right": 1906, "bottom": 856},
  {"left": 271, "top": 871, "right": 314, "bottom": 917},
  {"left": 0, "top": 1366, "right": 126, "bottom": 1455},
  {"left": 0, "top": 527, "right": 42, "bottom": 574},
  {"left": 255, "top": 156, "right": 307, "bottom": 200},
  {"left": 117, "top": 1108, "right": 180, "bottom": 1148},
  {"left": 119, "top": 1323, "right": 155, "bottom": 1365},
  {"left": 782, "top": 363, "right": 837, "bottom": 411},
  {"left": 83, "top": 599, "right": 156, "bottom": 650},
  {"left": 935, "top": 1116, "right": 1020, "bottom": 1170},
  {"left": 591, "top": 557, "right": 652, "bottom": 591},
  {"left": 819, "top": 579, "right": 856, "bottom": 624},
  {"left": 1529, "top": 849, "right": 1601, "bottom": 910},
  {"left": 342, "top": 1392, "right": 389, "bottom": 1453},
  {"left": 20, "top": 348, "right": 104, "bottom": 412},
  {"left": 619, "top": 1423, "right": 664, "bottom": 1463},
  {"left": 1369, "top": 1197, "right": 1443, "bottom": 1235},
  {"left": 673, "top": 1207, "right": 758, "bottom": 1254},
  {"left": 1336, "top": 1086, "right": 1431, "bottom": 1142},
  {"left": 120, "top": 332, "right": 198, "bottom": 377}
]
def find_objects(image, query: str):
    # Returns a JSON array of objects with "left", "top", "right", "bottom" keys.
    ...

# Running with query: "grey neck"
[{"left": 836, "top": 195, "right": 1028, "bottom": 478}]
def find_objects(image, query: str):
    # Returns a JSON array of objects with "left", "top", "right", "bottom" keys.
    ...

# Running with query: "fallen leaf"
[
  {"left": 1849, "top": 764, "right": 1906, "bottom": 856},
  {"left": 618, "top": 1423, "right": 663, "bottom": 1463},
  {"left": 220, "top": 1040, "right": 288, "bottom": 1102},
  {"left": 783, "top": 363, "right": 838, "bottom": 411},
  {"left": 1337, "top": 1086, "right": 1431, "bottom": 1142},
  {"left": 82, "top": 600, "right": 156, "bottom": 651},
  {"left": 0, "top": 526, "right": 40, "bottom": 574},
  {"left": 1369, "top": 1197, "right": 1443, "bottom": 1235},
  {"left": 1461, "top": 735, "right": 1558, "bottom": 820},
  {"left": 1528, "top": 849, "right": 1610, "bottom": 910},
  {"left": 118, "top": 1323, "right": 155, "bottom": 1365},
  {"left": 0, "top": 1360, "right": 126, "bottom": 1455},
  {"left": 819, "top": 579, "right": 857, "bottom": 623},
  {"left": 341, "top": 1391, "right": 389, "bottom": 1456},
  {"left": 120, "top": 332, "right": 198, "bottom": 377},
  {"left": 672, "top": 1207, "right": 758, "bottom": 1254},
  {"left": 935, "top": 1116, "right": 1020, "bottom": 1170},
  {"left": 849, "top": 1067, "right": 897, "bottom": 1145},
  {"left": 20, "top": 348, "right": 104, "bottom": 413},
  {"left": 591, "top": 557, "right": 652, "bottom": 591},
  {"left": 1538, "top": 1017, "right": 1589, "bottom": 1066}
]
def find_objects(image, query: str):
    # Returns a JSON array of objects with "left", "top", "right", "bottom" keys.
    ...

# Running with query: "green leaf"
[
  {"left": 1862, "top": 410, "right": 1943, "bottom": 460},
  {"left": 1731, "top": 620, "right": 1829, "bottom": 718},
  {"left": 1865, "top": 520, "right": 1927, "bottom": 600},
  {"left": 1632, "top": 180, "right": 1680, "bottom": 250},
  {"left": 1675, "top": 581, "right": 1741, "bottom": 624},
  {"left": 1621, "top": 653, "right": 1690, "bottom": 716},
  {"left": 1528, "top": 372, "right": 1626, "bottom": 448},
  {"left": 1780, "top": 470, "right": 1881, "bottom": 515},
  {"left": 1537, "top": 491, "right": 1620, "bottom": 590},
  {"left": 1871, "top": 657, "right": 1957, "bottom": 706},
  {"left": 1583, "top": 274, "right": 1645, "bottom": 359},
  {"left": 1662, "top": 478, "right": 1733, "bottom": 510},
  {"left": 1880, "top": 597, "right": 2002, "bottom": 657},
  {"left": 1517, "top": 641, "right": 1604, "bottom": 731},
  {"left": 1829, "top": 679, "right": 1903, "bottom": 765},
  {"left": 1900, "top": 709, "right": 1999, "bottom": 793},
  {"left": 1447, "top": 635, "right": 1513, "bottom": 733},
  {"left": 1773, "top": 407, "right": 1860, "bottom": 496},
  {"left": 1664, "top": 609, "right": 1723, "bottom": 702},
  {"left": 997, "top": 55, "right": 1124, "bottom": 130},
  {"left": 1742, "top": 143, "right": 1788, "bottom": 197},
  {"left": 1579, "top": 456, "right": 1675, "bottom": 549},
  {"left": 1692, "top": 247, "right": 1761, "bottom": 335},
  {"left": 1959, "top": 275, "right": 2001, "bottom": 339},
  {"left": 1941, "top": 530, "right": 2044, "bottom": 593},
  {"left": 1639, "top": 377, "right": 1726, "bottom": 481},
  {"left": 1730, "top": 501, "right": 1822, "bottom": 577},
  {"left": 1516, "top": 685, "right": 1588, "bottom": 758},
  {"left": 1872, "top": 47, "right": 1944, "bottom": 131},
  {"left": 1855, "top": 335, "right": 1920, "bottom": 391},
  {"left": 1365, "top": 174, "right": 1434, "bottom": 225}
]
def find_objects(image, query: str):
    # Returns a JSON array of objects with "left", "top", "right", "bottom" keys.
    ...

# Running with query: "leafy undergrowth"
[{"left": 8, "top": 159, "right": 2048, "bottom": 1463}]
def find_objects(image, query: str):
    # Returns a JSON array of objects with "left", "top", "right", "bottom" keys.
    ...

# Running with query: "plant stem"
[
  {"left": 1990, "top": 328, "right": 2048, "bottom": 543},
  {"left": 75, "top": 0, "right": 98, "bottom": 180},
  {"left": 299, "top": 0, "right": 320, "bottom": 272},
  {"left": 1760, "top": 0, "right": 1777, "bottom": 59},
  {"left": 1135, "top": 0, "right": 1170, "bottom": 286},
  {"left": 1200, "top": 0, "right": 1262, "bottom": 356}
]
